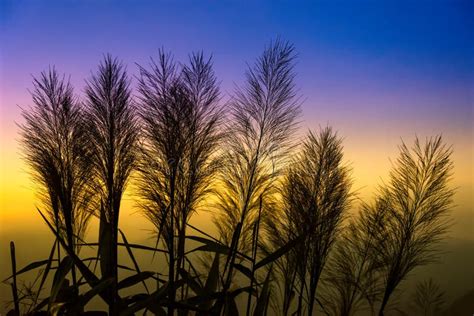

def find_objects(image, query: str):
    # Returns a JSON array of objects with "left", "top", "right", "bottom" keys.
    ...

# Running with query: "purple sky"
[{"left": 0, "top": 0, "right": 473, "bottom": 226}]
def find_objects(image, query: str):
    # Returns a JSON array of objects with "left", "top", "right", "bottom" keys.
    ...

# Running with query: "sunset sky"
[{"left": 0, "top": 0, "right": 473, "bottom": 306}]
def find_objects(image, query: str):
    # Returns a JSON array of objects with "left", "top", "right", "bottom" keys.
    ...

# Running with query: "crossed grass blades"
[{"left": 5, "top": 40, "right": 454, "bottom": 316}]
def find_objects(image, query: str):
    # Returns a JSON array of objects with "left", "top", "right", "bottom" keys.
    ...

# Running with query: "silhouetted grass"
[
  {"left": 410, "top": 279, "right": 446, "bottom": 316},
  {"left": 135, "top": 49, "right": 224, "bottom": 315},
  {"left": 84, "top": 54, "right": 139, "bottom": 315},
  {"left": 4, "top": 41, "right": 457, "bottom": 316},
  {"left": 374, "top": 137, "right": 454, "bottom": 316},
  {"left": 19, "top": 68, "right": 95, "bottom": 297},
  {"left": 264, "top": 127, "right": 352, "bottom": 315}
]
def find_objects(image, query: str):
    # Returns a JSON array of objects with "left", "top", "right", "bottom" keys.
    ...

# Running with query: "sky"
[{"left": 0, "top": 0, "right": 473, "bottom": 308}]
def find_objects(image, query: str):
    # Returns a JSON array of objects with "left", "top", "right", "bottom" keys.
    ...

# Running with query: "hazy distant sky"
[{"left": 1, "top": 0, "right": 473, "bottom": 235}]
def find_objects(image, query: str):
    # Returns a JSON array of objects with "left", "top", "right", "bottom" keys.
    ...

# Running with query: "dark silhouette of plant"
[
  {"left": 177, "top": 51, "right": 223, "bottom": 276},
  {"left": 410, "top": 279, "right": 446, "bottom": 316},
  {"left": 266, "top": 127, "right": 352, "bottom": 315},
  {"left": 19, "top": 68, "right": 94, "bottom": 289},
  {"left": 264, "top": 200, "right": 299, "bottom": 316},
  {"left": 321, "top": 201, "right": 386, "bottom": 316},
  {"left": 84, "top": 55, "right": 138, "bottom": 315},
  {"left": 136, "top": 49, "right": 223, "bottom": 315},
  {"left": 213, "top": 39, "right": 300, "bottom": 313},
  {"left": 373, "top": 136, "right": 454, "bottom": 315},
  {"left": 8, "top": 44, "right": 458, "bottom": 316}
]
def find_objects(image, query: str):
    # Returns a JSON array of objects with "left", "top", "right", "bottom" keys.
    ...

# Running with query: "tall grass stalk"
[
  {"left": 374, "top": 136, "right": 454, "bottom": 315},
  {"left": 20, "top": 68, "right": 94, "bottom": 289},
  {"left": 214, "top": 39, "right": 300, "bottom": 313},
  {"left": 266, "top": 127, "right": 352, "bottom": 315},
  {"left": 84, "top": 55, "right": 138, "bottom": 315},
  {"left": 136, "top": 49, "right": 223, "bottom": 315}
]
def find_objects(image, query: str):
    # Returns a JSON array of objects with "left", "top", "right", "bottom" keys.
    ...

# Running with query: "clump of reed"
[{"left": 4, "top": 40, "right": 454, "bottom": 316}]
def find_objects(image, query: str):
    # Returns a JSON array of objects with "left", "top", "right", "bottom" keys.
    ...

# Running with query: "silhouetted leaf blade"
[{"left": 118, "top": 271, "right": 155, "bottom": 290}]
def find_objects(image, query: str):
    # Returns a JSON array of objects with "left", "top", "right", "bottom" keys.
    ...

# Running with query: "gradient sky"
[
  {"left": 0, "top": 1, "right": 473, "bottom": 303},
  {"left": 2, "top": 0, "right": 472, "bottom": 231}
]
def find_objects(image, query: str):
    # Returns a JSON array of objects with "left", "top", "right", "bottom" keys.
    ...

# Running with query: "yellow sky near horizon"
[{"left": 1, "top": 119, "right": 472, "bottom": 241}]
